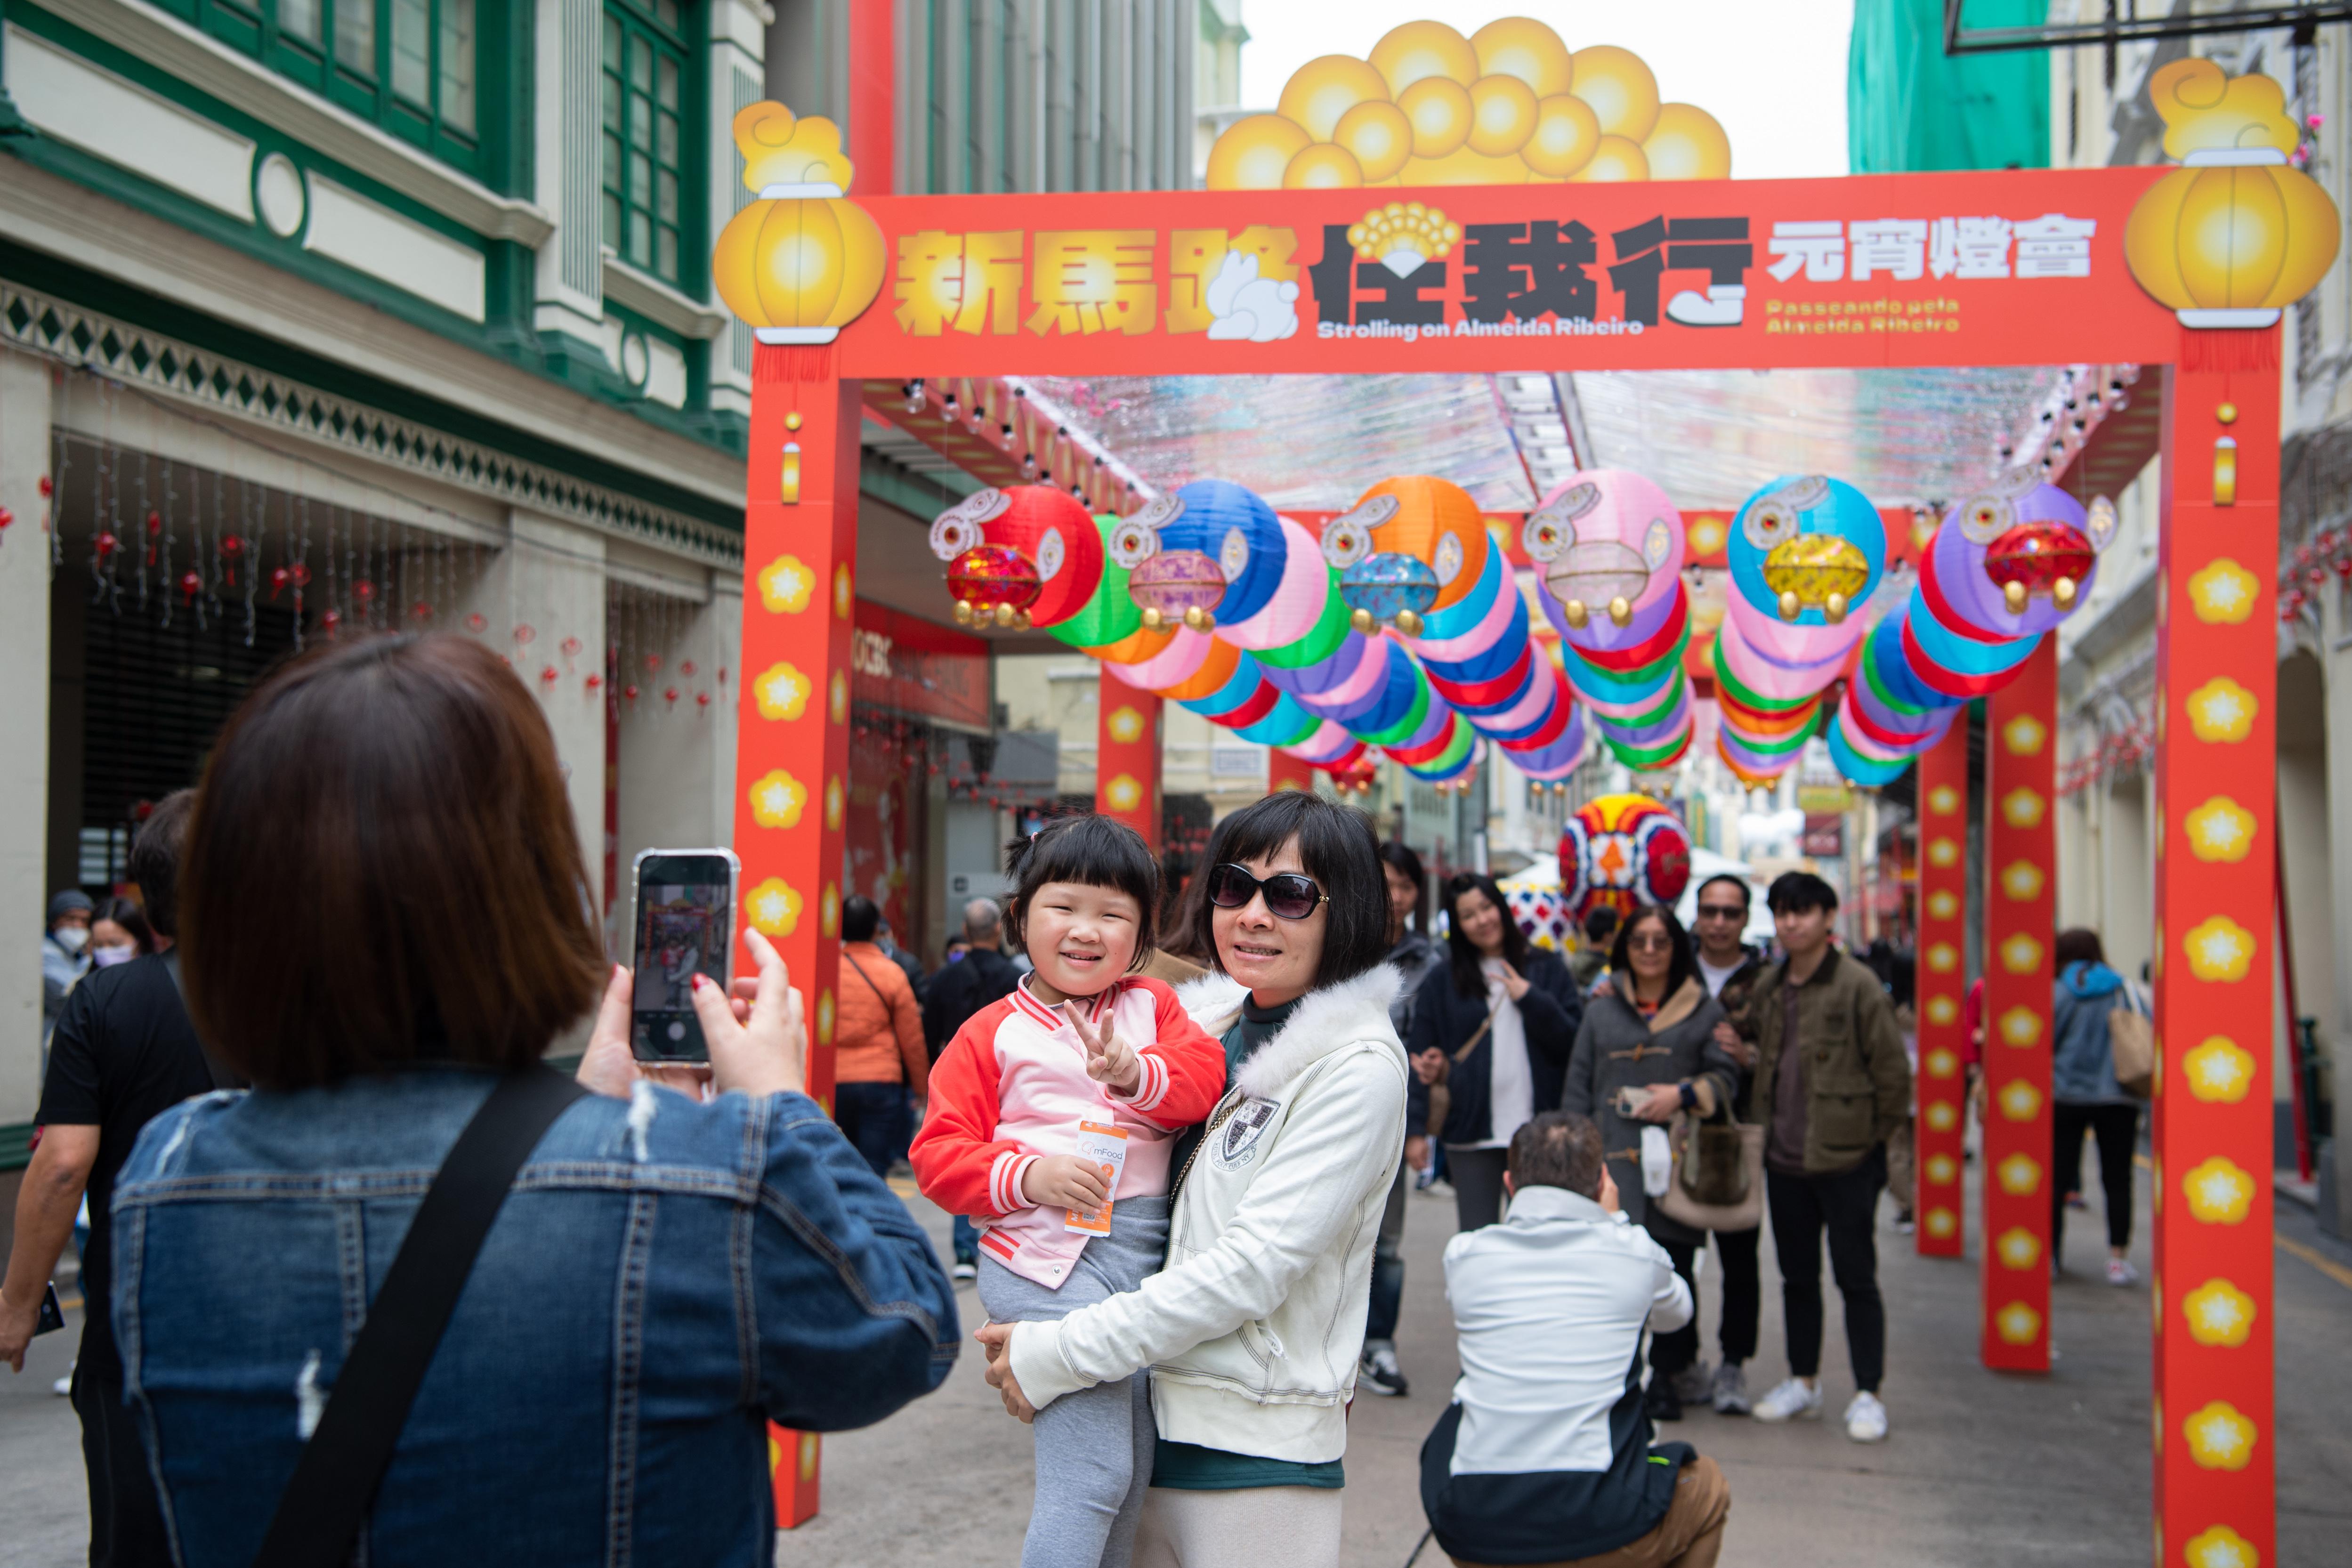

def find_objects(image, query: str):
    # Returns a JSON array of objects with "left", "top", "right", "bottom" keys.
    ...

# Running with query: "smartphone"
[
  {"left": 630, "top": 849, "right": 742, "bottom": 1062},
  {"left": 36, "top": 1282, "right": 66, "bottom": 1336}
]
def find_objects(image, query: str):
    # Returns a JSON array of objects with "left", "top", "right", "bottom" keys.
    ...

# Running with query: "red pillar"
[
  {"left": 848, "top": 0, "right": 895, "bottom": 195},
  {"left": 1981, "top": 638, "right": 2055, "bottom": 1373},
  {"left": 2152, "top": 341, "right": 2279, "bottom": 1568},
  {"left": 733, "top": 348, "right": 858, "bottom": 1528},
  {"left": 1097, "top": 670, "right": 1161, "bottom": 851},
  {"left": 1267, "top": 750, "right": 1317, "bottom": 795},
  {"left": 1913, "top": 722, "right": 1969, "bottom": 1258}
]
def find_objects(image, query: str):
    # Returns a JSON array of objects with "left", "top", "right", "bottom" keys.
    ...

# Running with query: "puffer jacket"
[
  {"left": 1561, "top": 975, "right": 1739, "bottom": 1246},
  {"left": 1004, "top": 966, "right": 1408, "bottom": 1463},
  {"left": 2053, "top": 962, "right": 2138, "bottom": 1103}
]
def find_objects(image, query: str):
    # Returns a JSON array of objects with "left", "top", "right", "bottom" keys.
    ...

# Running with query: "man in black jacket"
[{"left": 920, "top": 897, "right": 1020, "bottom": 1280}]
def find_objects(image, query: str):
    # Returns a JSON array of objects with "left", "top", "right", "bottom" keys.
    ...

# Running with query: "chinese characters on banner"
[{"left": 843, "top": 170, "right": 2176, "bottom": 373}]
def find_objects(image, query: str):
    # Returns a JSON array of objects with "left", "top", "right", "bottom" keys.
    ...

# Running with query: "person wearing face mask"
[
  {"left": 87, "top": 899, "right": 155, "bottom": 970},
  {"left": 42, "top": 890, "right": 95, "bottom": 1047},
  {"left": 1406, "top": 873, "right": 1584, "bottom": 1235}
]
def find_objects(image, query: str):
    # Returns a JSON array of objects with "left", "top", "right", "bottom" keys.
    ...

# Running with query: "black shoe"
[
  {"left": 1358, "top": 1345, "right": 1409, "bottom": 1397},
  {"left": 1645, "top": 1381, "right": 1683, "bottom": 1423}
]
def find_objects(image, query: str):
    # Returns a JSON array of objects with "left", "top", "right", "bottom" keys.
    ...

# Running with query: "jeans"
[
  {"left": 1711, "top": 1225, "right": 1761, "bottom": 1366},
  {"left": 1447, "top": 1147, "right": 1510, "bottom": 1232},
  {"left": 1365, "top": 1155, "right": 1409, "bottom": 1345},
  {"left": 835, "top": 1080, "right": 911, "bottom": 1179},
  {"left": 72, "top": 1368, "right": 171, "bottom": 1568},
  {"left": 2053, "top": 1100, "right": 2139, "bottom": 1253},
  {"left": 1765, "top": 1148, "right": 1886, "bottom": 1392},
  {"left": 952, "top": 1213, "right": 980, "bottom": 1264}
]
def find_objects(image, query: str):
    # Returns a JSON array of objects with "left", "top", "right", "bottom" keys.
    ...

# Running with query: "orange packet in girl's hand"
[{"left": 1064, "top": 1121, "right": 1129, "bottom": 1236}]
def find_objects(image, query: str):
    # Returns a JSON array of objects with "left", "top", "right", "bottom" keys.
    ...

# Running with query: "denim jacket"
[{"left": 112, "top": 1070, "right": 957, "bottom": 1568}]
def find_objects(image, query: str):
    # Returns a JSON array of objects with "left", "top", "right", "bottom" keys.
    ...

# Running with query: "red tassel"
[{"left": 2179, "top": 326, "right": 2280, "bottom": 373}]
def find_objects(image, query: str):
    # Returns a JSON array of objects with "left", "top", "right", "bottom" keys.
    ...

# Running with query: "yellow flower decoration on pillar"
[
  {"left": 829, "top": 670, "right": 848, "bottom": 724},
  {"left": 1926, "top": 941, "right": 1958, "bottom": 973},
  {"left": 1995, "top": 1227, "right": 2042, "bottom": 1270},
  {"left": 1925, "top": 1153, "right": 1958, "bottom": 1185},
  {"left": 1997, "top": 1079, "right": 2043, "bottom": 1121},
  {"left": 819, "top": 882, "right": 840, "bottom": 938},
  {"left": 833, "top": 563, "right": 853, "bottom": 619},
  {"left": 2001, "top": 713, "right": 2047, "bottom": 755},
  {"left": 1927, "top": 783, "right": 1961, "bottom": 815},
  {"left": 2184, "top": 797, "right": 2256, "bottom": 862},
  {"left": 1924, "top": 1046, "right": 1958, "bottom": 1078},
  {"left": 2000, "top": 861, "right": 2045, "bottom": 900},
  {"left": 2186, "top": 559, "right": 2259, "bottom": 623},
  {"left": 1926, "top": 835, "right": 1961, "bottom": 868},
  {"left": 1105, "top": 773, "right": 1144, "bottom": 812},
  {"left": 2182, "top": 1401, "right": 2259, "bottom": 1470},
  {"left": 2000, "top": 932, "right": 2045, "bottom": 973},
  {"left": 753, "top": 663, "right": 812, "bottom": 721},
  {"left": 2185, "top": 677, "right": 2257, "bottom": 743},
  {"left": 748, "top": 769, "right": 808, "bottom": 829},
  {"left": 814, "top": 987, "right": 833, "bottom": 1045},
  {"left": 1993, "top": 1301, "right": 2041, "bottom": 1344},
  {"left": 1926, "top": 889, "right": 1958, "bottom": 920},
  {"left": 2000, "top": 787, "right": 2046, "bottom": 828},
  {"left": 1924, "top": 1206, "right": 1959, "bottom": 1239},
  {"left": 2183, "top": 916, "right": 2255, "bottom": 981},
  {"left": 1997, "top": 1152, "right": 2043, "bottom": 1195},
  {"left": 2183, "top": 1036, "right": 2255, "bottom": 1102},
  {"left": 2182, "top": 1156, "right": 2255, "bottom": 1224},
  {"left": 1998, "top": 1006, "right": 2042, "bottom": 1046},
  {"left": 1924, "top": 1100, "right": 1959, "bottom": 1132},
  {"left": 2182, "top": 1277, "right": 2256, "bottom": 1346},
  {"left": 824, "top": 776, "right": 844, "bottom": 831},
  {"left": 1925, "top": 994, "right": 1958, "bottom": 1026},
  {"left": 746, "top": 877, "right": 802, "bottom": 937},
  {"left": 2183, "top": 1525, "right": 2260, "bottom": 1568},
  {"left": 758, "top": 555, "right": 816, "bottom": 614},
  {"left": 1107, "top": 705, "right": 1146, "bottom": 744}
]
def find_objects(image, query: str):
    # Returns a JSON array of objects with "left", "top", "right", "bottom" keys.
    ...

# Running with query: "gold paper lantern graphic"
[
  {"left": 710, "top": 103, "right": 884, "bottom": 345},
  {"left": 1569, "top": 45, "right": 1661, "bottom": 141},
  {"left": 1398, "top": 76, "right": 1475, "bottom": 158},
  {"left": 1369, "top": 19, "right": 1479, "bottom": 94},
  {"left": 1467, "top": 73, "right": 1541, "bottom": 156},
  {"left": 1401, "top": 145, "right": 1532, "bottom": 186},
  {"left": 1285, "top": 142, "right": 1366, "bottom": 188},
  {"left": 1204, "top": 113, "right": 1313, "bottom": 189},
  {"left": 1471, "top": 17, "right": 1576, "bottom": 98},
  {"left": 1571, "top": 135, "right": 1651, "bottom": 183},
  {"left": 2124, "top": 58, "right": 2342, "bottom": 328},
  {"left": 1523, "top": 93, "right": 1604, "bottom": 178},
  {"left": 1334, "top": 99, "right": 1416, "bottom": 182},
  {"left": 1643, "top": 103, "right": 1732, "bottom": 181},
  {"left": 1278, "top": 54, "right": 1393, "bottom": 141}
]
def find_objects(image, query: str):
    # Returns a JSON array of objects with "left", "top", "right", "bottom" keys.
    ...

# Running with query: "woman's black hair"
[
  {"left": 1003, "top": 814, "right": 1159, "bottom": 972},
  {"left": 1188, "top": 792, "right": 1388, "bottom": 990},
  {"left": 2054, "top": 927, "right": 2106, "bottom": 971},
  {"left": 841, "top": 894, "right": 881, "bottom": 945},
  {"left": 1443, "top": 871, "right": 1531, "bottom": 996},
  {"left": 95, "top": 896, "right": 155, "bottom": 955},
  {"left": 1377, "top": 840, "right": 1427, "bottom": 935},
  {"left": 1610, "top": 904, "right": 1697, "bottom": 1002}
]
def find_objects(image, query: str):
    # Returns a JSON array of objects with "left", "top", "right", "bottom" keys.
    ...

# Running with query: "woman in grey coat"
[{"left": 1563, "top": 903, "right": 1739, "bottom": 1422}]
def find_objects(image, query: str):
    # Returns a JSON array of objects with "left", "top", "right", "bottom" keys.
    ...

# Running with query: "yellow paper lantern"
[
  {"left": 1277, "top": 54, "right": 1392, "bottom": 142},
  {"left": 1285, "top": 142, "right": 1366, "bottom": 188},
  {"left": 1334, "top": 99, "right": 1416, "bottom": 182},
  {"left": 1643, "top": 102, "right": 1732, "bottom": 180},
  {"left": 710, "top": 103, "right": 885, "bottom": 345},
  {"left": 2124, "top": 58, "right": 2341, "bottom": 327},
  {"left": 1522, "top": 92, "right": 1603, "bottom": 178},
  {"left": 1471, "top": 17, "right": 1576, "bottom": 98},
  {"left": 1205, "top": 113, "right": 1315, "bottom": 190},
  {"left": 1570, "top": 134, "right": 1651, "bottom": 183},
  {"left": 1569, "top": 45, "right": 1661, "bottom": 141},
  {"left": 1401, "top": 146, "right": 1533, "bottom": 186},
  {"left": 1398, "top": 76, "right": 1475, "bottom": 158},
  {"left": 1467, "top": 73, "right": 1541, "bottom": 156},
  {"left": 1369, "top": 19, "right": 1479, "bottom": 94}
]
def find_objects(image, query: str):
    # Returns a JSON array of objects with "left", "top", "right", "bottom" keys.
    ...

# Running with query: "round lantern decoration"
[
  {"left": 710, "top": 103, "right": 886, "bottom": 345},
  {"left": 1559, "top": 792, "right": 1692, "bottom": 923}
]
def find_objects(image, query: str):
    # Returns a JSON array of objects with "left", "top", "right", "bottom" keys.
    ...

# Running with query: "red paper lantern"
[
  {"left": 178, "top": 569, "right": 201, "bottom": 602},
  {"left": 540, "top": 664, "right": 559, "bottom": 685},
  {"left": 560, "top": 635, "right": 583, "bottom": 662},
  {"left": 353, "top": 579, "right": 376, "bottom": 604},
  {"left": 1982, "top": 520, "right": 2094, "bottom": 598},
  {"left": 663, "top": 686, "right": 680, "bottom": 708},
  {"left": 410, "top": 600, "right": 433, "bottom": 622},
  {"left": 95, "top": 531, "right": 118, "bottom": 562},
  {"left": 322, "top": 608, "right": 343, "bottom": 636},
  {"left": 696, "top": 691, "right": 711, "bottom": 709},
  {"left": 0, "top": 506, "right": 13, "bottom": 532},
  {"left": 680, "top": 659, "right": 698, "bottom": 677},
  {"left": 624, "top": 683, "right": 640, "bottom": 703},
  {"left": 513, "top": 623, "right": 536, "bottom": 646},
  {"left": 585, "top": 672, "right": 604, "bottom": 691},
  {"left": 467, "top": 611, "right": 487, "bottom": 633},
  {"left": 37, "top": 476, "right": 51, "bottom": 497},
  {"left": 269, "top": 566, "right": 291, "bottom": 599},
  {"left": 946, "top": 543, "right": 1042, "bottom": 621}
]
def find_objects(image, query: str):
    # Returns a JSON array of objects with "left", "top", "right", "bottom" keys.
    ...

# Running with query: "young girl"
[{"left": 912, "top": 816, "right": 1228, "bottom": 1568}]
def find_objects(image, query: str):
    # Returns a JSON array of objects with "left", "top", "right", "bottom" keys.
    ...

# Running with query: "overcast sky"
[{"left": 1236, "top": 1, "right": 1853, "bottom": 182}]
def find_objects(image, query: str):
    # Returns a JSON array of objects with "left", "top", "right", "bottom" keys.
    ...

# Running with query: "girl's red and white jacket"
[{"left": 911, "top": 974, "right": 1228, "bottom": 1290}]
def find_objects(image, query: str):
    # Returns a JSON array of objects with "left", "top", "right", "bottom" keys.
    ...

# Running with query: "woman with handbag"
[
  {"left": 835, "top": 894, "right": 931, "bottom": 1177},
  {"left": 1406, "top": 873, "right": 1584, "bottom": 1233},
  {"left": 1561, "top": 905, "right": 1742, "bottom": 1423},
  {"left": 2051, "top": 928, "right": 2147, "bottom": 1285}
]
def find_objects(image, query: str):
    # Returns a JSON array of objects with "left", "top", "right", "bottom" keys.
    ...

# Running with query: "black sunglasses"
[{"left": 1206, "top": 862, "right": 1329, "bottom": 921}]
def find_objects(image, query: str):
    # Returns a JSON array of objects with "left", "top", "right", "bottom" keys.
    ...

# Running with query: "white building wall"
[{"left": 0, "top": 348, "right": 57, "bottom": 1121}]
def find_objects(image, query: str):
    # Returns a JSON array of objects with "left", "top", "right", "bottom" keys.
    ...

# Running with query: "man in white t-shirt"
[{"left": 1693, "top": 873, "right": 1769, "bottom": 1416}]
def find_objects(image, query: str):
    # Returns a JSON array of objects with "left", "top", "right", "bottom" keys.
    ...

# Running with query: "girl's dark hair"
[
  {"left": 1003, "top": 814, "right": 1160, "bottom": 971},
  {"left": 2054, "top": 927, "right": 2106, "bottom": 971},
  {"left": 94, "top": 897, "right": 155, "bottom": 955},
  {"left": 1443, "top": 871, "right": 1531, "bottom": 996},
  {"left": 1610, "top": 904, "right": 1697, "bottom": 1002},
  {"left": 1188, "top": 792, "right": 1388, "bottom": 990},
  {"left": 1378, "top": 839, "right": 1427, "bottom": 935}
]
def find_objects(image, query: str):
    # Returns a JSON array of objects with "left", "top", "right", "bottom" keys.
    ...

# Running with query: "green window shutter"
[{"left": 1848, "top": 0, "right": 2049, "bottom": 174}]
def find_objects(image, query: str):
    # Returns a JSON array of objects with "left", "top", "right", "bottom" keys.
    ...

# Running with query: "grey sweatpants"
[{"left": 978, "top": 1195, "right": 1171, "bottom": 1568}]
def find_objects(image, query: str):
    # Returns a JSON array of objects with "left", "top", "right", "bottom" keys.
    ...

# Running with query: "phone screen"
[{"left": 631, "top": 850, "right": 739, "bottom": 1062}]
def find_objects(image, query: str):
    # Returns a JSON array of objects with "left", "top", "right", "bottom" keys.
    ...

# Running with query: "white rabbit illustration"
[{"left": 1204, "top": 250, "right": 1300, "bottom": 343}]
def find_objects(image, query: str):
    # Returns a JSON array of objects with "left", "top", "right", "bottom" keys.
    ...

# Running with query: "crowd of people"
[{"left": 0, "top": 628, "right": 2158, "bottom": 1568}]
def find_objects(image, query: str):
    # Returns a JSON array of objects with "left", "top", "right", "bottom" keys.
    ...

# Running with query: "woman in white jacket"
[{"left": 979, "top": 791, "right": 1409, "bottom": 1568}]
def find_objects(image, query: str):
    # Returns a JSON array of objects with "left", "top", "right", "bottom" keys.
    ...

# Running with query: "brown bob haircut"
[{"left": 182, "top": 633, "right": 606, "bottom": 1086}]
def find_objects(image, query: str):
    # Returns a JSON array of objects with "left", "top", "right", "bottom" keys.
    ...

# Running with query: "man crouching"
[{"left": 1420, "top": 1112, "right": 1731, "bottom": 1568}]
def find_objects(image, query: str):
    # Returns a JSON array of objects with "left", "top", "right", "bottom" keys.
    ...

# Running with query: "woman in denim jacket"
[{"left": 110, "top": 634, "right": 956, "bottom": 1568}]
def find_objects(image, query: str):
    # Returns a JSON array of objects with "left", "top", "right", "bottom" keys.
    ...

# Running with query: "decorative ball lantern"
[
  {"left": 929, "top": 485, "right": 1105, "bottom": 630},
  {"left": 1558, "top": 792, "right": 1692, "bottom": 923},
  {"left": 710, "top": 103, "right": 886, "bottom": 345},
  {"left": 2124, "top": 59, "right": 2342, "bottom": 329}
]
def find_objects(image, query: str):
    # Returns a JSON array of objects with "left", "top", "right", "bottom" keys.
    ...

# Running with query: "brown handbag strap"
[{"left": 1453, "top": 1011, "right": 1494, "bottom": 1064}]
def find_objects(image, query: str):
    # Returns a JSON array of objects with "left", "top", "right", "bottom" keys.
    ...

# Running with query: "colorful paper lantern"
[{"left": 1559, "top": 792, "right": 1692, "bottom": 922}]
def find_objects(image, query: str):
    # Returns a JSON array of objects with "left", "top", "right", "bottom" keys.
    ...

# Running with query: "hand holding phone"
[{"left": 630, "top": 849, "right": 741, "bottom": 1064}]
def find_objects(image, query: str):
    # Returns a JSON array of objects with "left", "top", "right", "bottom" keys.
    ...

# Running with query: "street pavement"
[{"left": 8, "top": 1156, "right": 2349, "bottom": 1567}]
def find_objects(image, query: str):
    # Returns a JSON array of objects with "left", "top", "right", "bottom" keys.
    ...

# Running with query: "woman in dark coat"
[
  {"left": 1406, "top": 872, "right": 1584, "bottom": 1233},
  {"left": 1565, "top": 903, "right": 1741, "bottom": 1422}
]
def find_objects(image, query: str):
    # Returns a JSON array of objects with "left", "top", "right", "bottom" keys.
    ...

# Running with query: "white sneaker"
[
  {"left": 2105, "top": 1257, "right": 2140, "bottom": 1286},
  {"left": 54, "top": 1374, "right": 73, "bottom": 1398},
  {"left": 950, "top": 1260, "right": 977, "bottom": 1282},
  {"left": 1751, "top": 1377, "right": 1824, "bottom": 1423},
  {"left": 1844, "top": 1390, "right": 1888, "bottom": 1442},
  {"left": 1709, "top": 1361, "right": 1751, "bottom": 1415}
]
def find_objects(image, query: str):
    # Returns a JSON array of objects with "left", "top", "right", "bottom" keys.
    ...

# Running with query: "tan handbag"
[
  {"left": 1422, "top": 1012, "right": 1494, "bottom": 1137},
  {"left": 1655, "top": 1108, "right": 1765, "bottom": 1232},
  {"left": 2108, "top": 1006, "right": 2155, "bottom": 1099}
]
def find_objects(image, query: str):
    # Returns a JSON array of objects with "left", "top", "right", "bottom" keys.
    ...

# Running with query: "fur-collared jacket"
[{"left": 1004, "top": 965, "right": 1409, "bottom": 1464}]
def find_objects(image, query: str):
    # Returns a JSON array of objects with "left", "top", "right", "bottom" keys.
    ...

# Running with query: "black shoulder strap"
[{"left": 251, "top": 1068, "right": 587, "bottom": 1568}]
